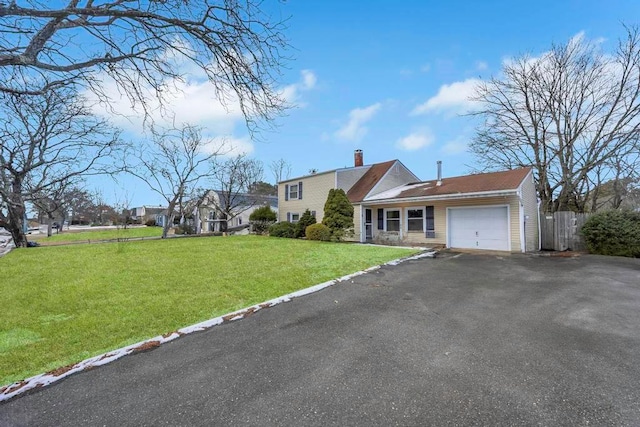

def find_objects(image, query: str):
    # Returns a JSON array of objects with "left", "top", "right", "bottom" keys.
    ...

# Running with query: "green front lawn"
[
  {"left": 0, "top": 236, "right": 418, "bottom": 385},
  {"left": 39, "top": 226, "right": 162, "bottom": 243}
]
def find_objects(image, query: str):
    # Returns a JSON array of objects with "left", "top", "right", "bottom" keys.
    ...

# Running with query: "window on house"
[
  {"left": 385, "top": 210, "right": 400, "bottom": 232},
  {"left": 290, "top": 213, "right": 300, "bottom": 223},
  {"left": 407, "top": 208, "right": 424, "bottom": 231},
  {"left": 208, "top": 211, "right": 216, "bottom": 220},
  {"left": 288, "top": 184, "right": 298, "bottom": 200}
]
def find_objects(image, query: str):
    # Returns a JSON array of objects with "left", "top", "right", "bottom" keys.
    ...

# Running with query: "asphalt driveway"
[{"left": 1, "top": 253, "right": 639, "bottom": 426}]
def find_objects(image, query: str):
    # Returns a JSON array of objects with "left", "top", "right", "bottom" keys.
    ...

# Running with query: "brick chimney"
[{"left": 354, "top": 149, "right": 363, "bottom": 167}]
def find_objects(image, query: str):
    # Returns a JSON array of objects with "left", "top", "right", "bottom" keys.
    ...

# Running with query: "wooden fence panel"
[
  {"left": 554, "top": 211, "right": 573, "bottom": 251},
  {"left": 539, "top": 211, "right": 591, "bottom": 251},
  {"left": 572, "top": 213, "right": 590, "bottom": 251},
  {"left": 540, "top": 215, "right": 555, "bottom": 250}
]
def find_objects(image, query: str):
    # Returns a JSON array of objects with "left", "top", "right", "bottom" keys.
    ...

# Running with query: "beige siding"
[
  {"left": 351, "top": 204, "right": 361, "bottom": 242},
  {"left": 520, "top": 172, "right": 539, "bottom": 251},
  {"left": 367, "top": 196, "right": 524, "bottom": 251},
  {"left": 278, "top": 172, "right": 335, "bottom": 223},
  {"left": 368, "top": 162, "right": 419, "bottom": 197}
]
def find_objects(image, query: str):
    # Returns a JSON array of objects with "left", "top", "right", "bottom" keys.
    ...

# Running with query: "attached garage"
[
  {"left": 448, "top": 206, "right": 510, "bottom": 251},
  {"left": 358, "top": 168, "right": 539, "bottom": 252}
]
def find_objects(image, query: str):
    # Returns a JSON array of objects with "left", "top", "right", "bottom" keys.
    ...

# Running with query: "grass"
[
  {"left": 38, "top": 226, "right": 162, "bottom": 243},
  {"left": 0, "top": 235, "right": 418, "bottom": 386}
]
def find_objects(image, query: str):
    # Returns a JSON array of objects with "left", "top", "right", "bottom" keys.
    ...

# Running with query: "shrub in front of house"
[
  {"left": 174, "top": 223, "right": 195, "bottom": 235},
  {"left": 581, "top": 210, "right": 640, "bottom": 257},
  {"left": 322, "top": 188, "right": 354, "bottom": 241},
  {"left": 305, "top": 223, "right": 331, "bottom": 241},
  {"left": 145, "top": 219, "right": 157, "bottom": 227},
  {"left": 249, "top": 205, "right": 277, "bottom": 235},
  {"left": 268, "top": 221, "right": 296, "bottom": 238},
  {"left": 295, "top": 209, "right": 317, "bottom": 238}
]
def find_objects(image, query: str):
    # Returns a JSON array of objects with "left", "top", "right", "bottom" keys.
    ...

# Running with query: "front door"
[{"left": 365, "top": 208, "right": 373, "bottom": 241}]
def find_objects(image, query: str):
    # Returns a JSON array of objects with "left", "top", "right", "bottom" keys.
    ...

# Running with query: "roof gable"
[{"left": 347, "top": 160, "right": 397, "bottom": 202}]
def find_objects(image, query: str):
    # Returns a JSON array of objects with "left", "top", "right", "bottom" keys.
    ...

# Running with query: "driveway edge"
[{"left": 0, "top": 250, "right": 435, "bottom": 403}]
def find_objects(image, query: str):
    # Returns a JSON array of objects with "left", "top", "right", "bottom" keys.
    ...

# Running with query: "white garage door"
[{"left": 448, "top": 206, "right": 510, "bottom": 251}]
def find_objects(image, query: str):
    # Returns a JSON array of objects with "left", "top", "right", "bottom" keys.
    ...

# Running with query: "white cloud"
[
  {"left": 420, "top": 63, "right": 431, "bottom": 73},
  {"left": 411, "top": 78, "right": 481, "bottom": 115},
  {"left": 440, "top": 137, "right": 468, "bottom": 154},
  {"left": 280, "top": 69, "right": 317, "bottom": 105},
  {"left": 85, "top": 58, "right": 317, "bottom": 137},
  {"left": 475, "top": 61, "right": 488, "bottom": 71},
  {"left": 335, "top": 103, "right": 382, "bottom": 142},
  {"left": 301, "top": 69, "right": 317, "bottom": 89},
  {"left": 86, "top": 74, "right": 243, "bottom": 135},
  {"left": 396, "top": 130, "right": 434, "bottom": 151}
]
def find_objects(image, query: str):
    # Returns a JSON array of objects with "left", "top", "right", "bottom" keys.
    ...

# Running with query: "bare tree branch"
[
  {"left": 210, "top": 154, "right": 263, "bottom": 230},
  {"left": 269, "top": 157, "right": 291, "bottom": 185},
  {"left": 124, "top": 123, "right": 221, "bottom": 238},
  {"left": 0, "top": 0, "right": 290, "bottom": 133},
  {"left": 0, "top": 79, "right": 122, "bottom": 246},
  {"left": 470, "top": 26, "right": 640, "bottom": 213}
]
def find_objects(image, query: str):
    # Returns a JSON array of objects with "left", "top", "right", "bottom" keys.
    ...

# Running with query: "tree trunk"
[
  {"left": 161, "top": 201, "right": 177, "bottom": 239},
  {"left": 7, "top": 178, "right": 28, "bottom": 247},
  {"left": 47, "top": 214, "right": 54, "bottom": 237}
]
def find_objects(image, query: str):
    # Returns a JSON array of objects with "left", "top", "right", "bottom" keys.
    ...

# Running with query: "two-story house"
[
  {"left": 194, "top": 190, "right": 277, "bottom": 233},
  {"left": 278, "top": 149, "right": 419, "bottom": 242},
  {"left": 130, "top": 205, "right": 167, "bottom": 225},
  {"left": 278, "top": 150, "right": 539, "bottom": 252}
]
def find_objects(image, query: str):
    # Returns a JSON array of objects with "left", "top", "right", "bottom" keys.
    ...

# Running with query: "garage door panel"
[{"left": 449, "top": 207, "right": 509, "bottom": 251}]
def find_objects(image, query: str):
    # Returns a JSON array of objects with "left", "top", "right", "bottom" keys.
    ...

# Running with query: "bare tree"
[
  {"left": 111, "top": 189, "right": 134, "bottom": 230},
  {"left": 270, "top": 158, "right": 292, "bottom": 184},
  {"left": 32, "top": 177, "right": 80, "bottom": 236},
  {"left": 211, "top": 155, "right": 264, "bottom": 230},
  {"left": 0, "top": 0, "right": 289, "bottom": 131},
  {"left": 126, "top": 124, "right": 220, "bottom": 238},
  {"left": 0, "top": 84, "right": 121, "bottom": 247},
  {"left": 470, "top": 26, "right": 640, "bottom": 213}
]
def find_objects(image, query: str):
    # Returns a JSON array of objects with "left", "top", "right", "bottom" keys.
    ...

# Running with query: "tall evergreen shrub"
[{"left": 322, "top": 189, "right": 354, "bottom": 241}]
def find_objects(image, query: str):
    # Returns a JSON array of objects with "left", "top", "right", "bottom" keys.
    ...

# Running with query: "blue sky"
[{"left": 93, "top": 0, "right": 640, "bottom": 207}]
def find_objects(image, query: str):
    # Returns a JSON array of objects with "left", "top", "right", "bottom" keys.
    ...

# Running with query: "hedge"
[{"left": 581, "top": 210, "right": 640, "bottom": 257}]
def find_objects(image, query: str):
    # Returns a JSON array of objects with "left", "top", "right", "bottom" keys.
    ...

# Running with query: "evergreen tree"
[
  {"left": 295, "top": 209, "right": 317, "bottom": 238},
  {"left": 249, "top": 205, "right": 277, "bottom": 234},
  {"left": 322, "top": 189, "right": 354, "bottom": 241}
]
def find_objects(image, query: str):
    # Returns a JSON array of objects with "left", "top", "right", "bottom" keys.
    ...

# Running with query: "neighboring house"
[
  {"left": 194, "top": 190, "right": 278, "bottom": 233},
  {"left": 278, "top": 150, "right": 539, "bottom": 252},
  {"left": 130, "top": 205, "right": 167, "bottom": 225}
]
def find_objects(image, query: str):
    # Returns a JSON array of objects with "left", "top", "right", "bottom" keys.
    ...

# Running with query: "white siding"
[
  {"left": 368, "top": 162, "right": 419, "bottom": 197},
  {"left": 520, "top": 172, "right": 539, "bottom": 251},
  {"left": 336, "top": 166, "right": 371, "bottom": 193}
]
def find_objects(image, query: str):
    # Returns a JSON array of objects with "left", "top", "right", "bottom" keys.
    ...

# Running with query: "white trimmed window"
[
  {"left": 285, "top": 182, "right": 303, "bottom": 201},
  {"left": 385, "top": 209, "right": 400, "bottom": 232},
  {"left": 291, "top": 213, "right": 300, "bottom": 223},
  {"left": 407, "top": 208, "right": 424, "bottom": 232},
  {"left": 288, "top": 184, "right": 298, "bottom": 200}
]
